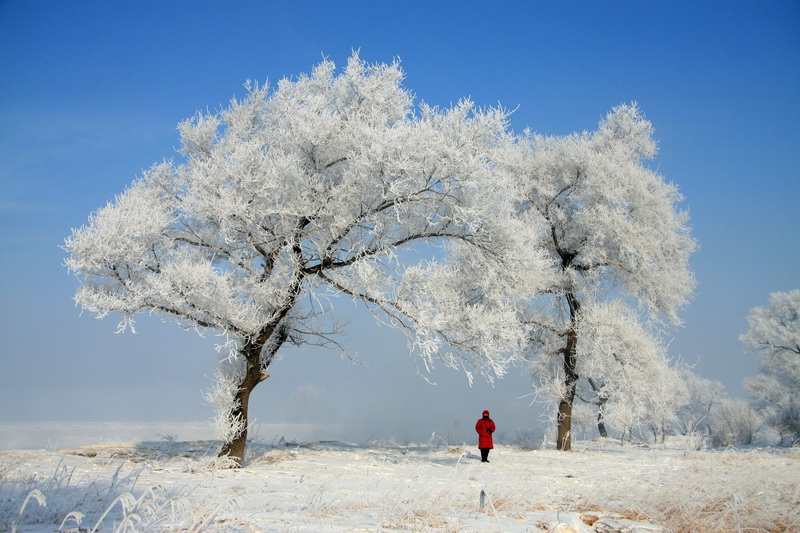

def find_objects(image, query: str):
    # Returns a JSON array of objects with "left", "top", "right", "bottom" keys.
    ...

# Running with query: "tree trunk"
[
  {"left": 556, "top": 397, "right": 573, "bottom": 450},
  {"left": 556, "top": 290, "right": 580, "bottom": 451},
  {"left": 217, "top": 347, "right": 268, "bottom": 465},
  {"left": 588, "top": 378, "right": 608, "bottom": 438},
  {"left": 217, "top": 323, "right": 288, "bottom": 466},
  {"left": 557, "top": 327, "right": 579, "bottom": 451},
  {"left": 597, "top": 414, "right": 609, "bottom": 439}
]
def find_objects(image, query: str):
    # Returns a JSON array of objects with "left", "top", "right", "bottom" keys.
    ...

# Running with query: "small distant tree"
[
  {"left": 709, "top": 398, "right": 766, "bottom": 447},
  {"left": 740, "top": 290, "right": 800, "bottom": 444},
  {"left": 673, "top": 367, "right": 724, "bottom": 436},
  {"left": 500, "top": 104, "right": 697, "bottom": 450},
  {"left": 64, "top": 54, "right": 527, "bottom": 466}
]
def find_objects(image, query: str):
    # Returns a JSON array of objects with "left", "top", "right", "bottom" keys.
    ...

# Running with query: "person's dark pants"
[{"left": 480, "top": 448, "right": 490, "bottom": 462}]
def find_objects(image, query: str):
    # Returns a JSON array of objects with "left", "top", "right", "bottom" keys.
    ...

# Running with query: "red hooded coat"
[{"left": 475, "top": 411, "right": 496, "bottom": 449}]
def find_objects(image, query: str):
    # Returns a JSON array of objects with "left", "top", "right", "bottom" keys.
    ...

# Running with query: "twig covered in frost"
[
  {"left": 91, "top": 492, "right": 137, "bottom": 532},
  {"left": 478, "top": 489, "right": 503, "bottom": 532},
  {"left": 12, "top": 489, "right": 46, "bottom": 533}
]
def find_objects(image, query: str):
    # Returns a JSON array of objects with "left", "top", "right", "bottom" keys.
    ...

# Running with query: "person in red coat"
[{"left": 475, "top": 410, "right": 496, "bottom": 462}]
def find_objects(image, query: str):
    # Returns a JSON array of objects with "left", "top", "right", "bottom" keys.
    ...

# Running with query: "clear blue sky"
[{"left": 1, "top": 1, "right": 798, "bottom": 444}]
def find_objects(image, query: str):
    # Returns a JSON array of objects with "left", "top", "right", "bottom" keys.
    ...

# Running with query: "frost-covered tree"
[
  {"left": 673, "top": 367, "right": 724, "bottom": 436},
  {"left": 741, "top": 290, "right": 800, "bottom": 444},
  {"left": 709, "top": 398, "right": 766, "bottom": 447},
  {"left": 500, "top": 104, "right": 697, "bottom": 450},
  {"left": 64, "top": 54, "right": 530, "bottom": 465}
]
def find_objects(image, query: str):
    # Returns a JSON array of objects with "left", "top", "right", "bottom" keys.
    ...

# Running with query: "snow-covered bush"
[{"left": 709, "top": 397, "right": 774, "bottom": 447}]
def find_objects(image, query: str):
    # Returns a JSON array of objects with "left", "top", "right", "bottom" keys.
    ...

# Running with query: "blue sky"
[{"left": 1, "top": 1, "right": 798, "bottom": 445}]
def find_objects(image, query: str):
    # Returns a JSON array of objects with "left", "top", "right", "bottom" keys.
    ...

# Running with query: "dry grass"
[{"left": 573, "top": 447, "right": 800, "bottom": 533}]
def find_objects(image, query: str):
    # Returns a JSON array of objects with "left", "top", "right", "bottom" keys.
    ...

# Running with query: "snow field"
[{"left": 1, "top": 437, "right": 798, "bottom": 532}]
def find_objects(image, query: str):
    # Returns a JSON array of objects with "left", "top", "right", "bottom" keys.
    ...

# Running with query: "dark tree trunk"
[
  {"left": 217, "top": 323, "right": 289, "bottom": 466},
  {"left": 597, "top": 413, "right": 609, "bottom": 438},
  {"left": 588, "top": 378, "right": 609, "bottom": 438},
  {"left": 217, "top": 343, "right": 269, "bottom": 465},
  {"left": 556, "top": 291, "right": 580, "bottom": 451},
  {"left": 557, "top": 327, "right": 578, "bottom": 450}
]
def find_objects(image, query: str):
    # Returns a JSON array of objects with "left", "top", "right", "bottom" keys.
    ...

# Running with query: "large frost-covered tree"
[
  {"left": 741, "top": 290, "right": 800, "bottom": 444},
  {"left": 64, "top": 54, "right": 532, "bottom": 465},
  {"left": 498, "top": 104, "right": 697, "bottom": 450}
]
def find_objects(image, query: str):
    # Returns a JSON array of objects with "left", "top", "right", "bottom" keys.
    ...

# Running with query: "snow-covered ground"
[{"left": 1, "top": 423, "right": 798, "bottom": 532}]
